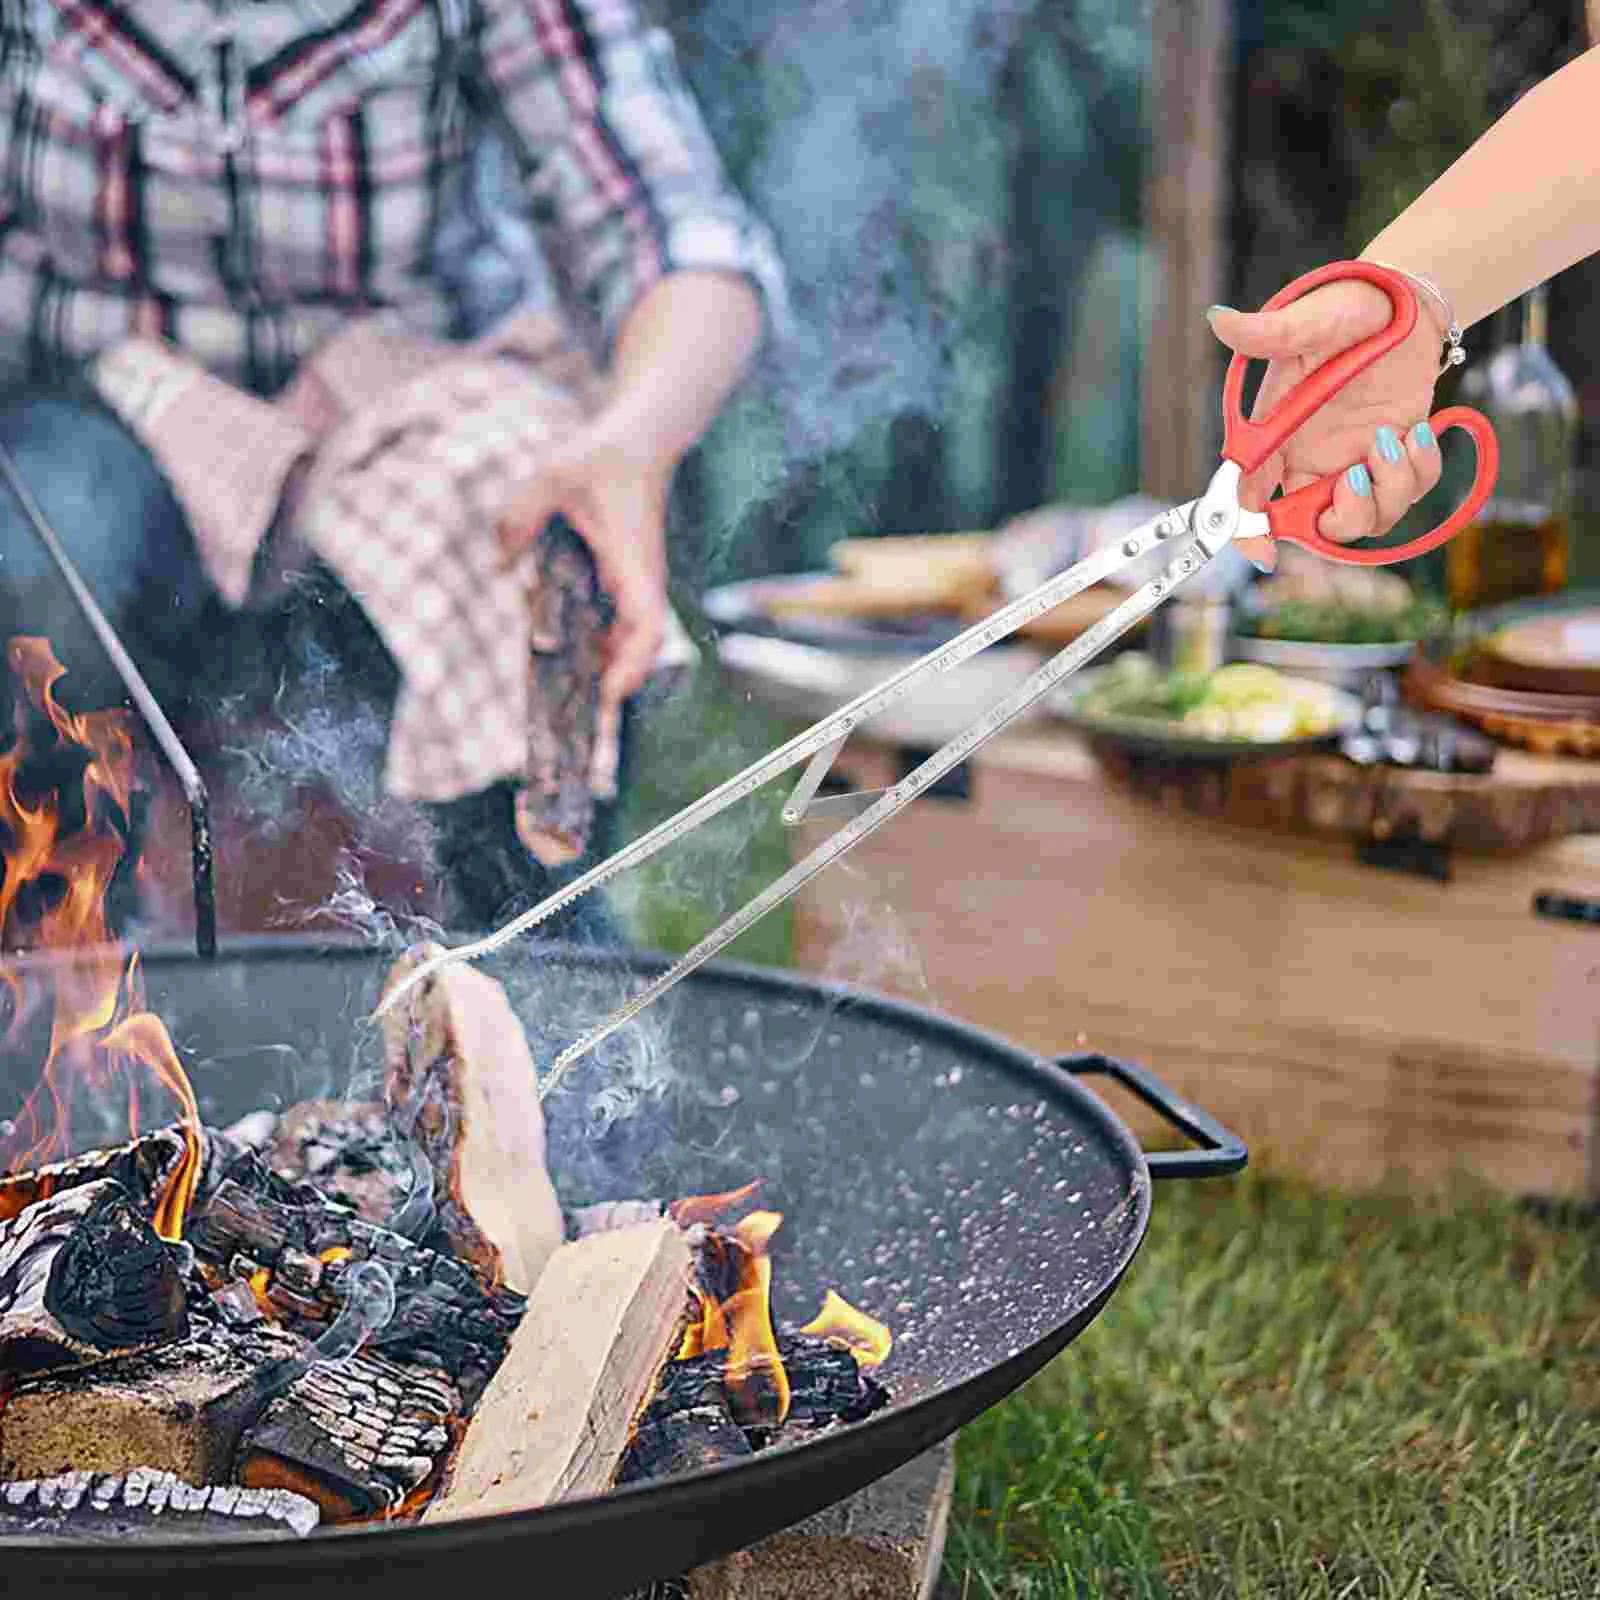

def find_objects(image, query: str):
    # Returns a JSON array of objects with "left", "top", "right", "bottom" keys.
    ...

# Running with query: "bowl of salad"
[
  {"left": 1229, "top": 549, "right": 1448, "bottom": 690},
  {"left": 1050, "top": 655, "right": 1361, "bottom": 760}
]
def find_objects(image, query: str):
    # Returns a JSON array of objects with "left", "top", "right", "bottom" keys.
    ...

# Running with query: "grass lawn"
[{"left": 940, "top": 1172, "right": 1600, "bottom": 1599}]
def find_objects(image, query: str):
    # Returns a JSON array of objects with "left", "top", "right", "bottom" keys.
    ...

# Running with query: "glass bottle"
[{"left": 1445, "top": 285, "right": 1577, "bottom": 612}]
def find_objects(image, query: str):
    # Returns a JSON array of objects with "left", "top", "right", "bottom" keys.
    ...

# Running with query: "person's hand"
[
  {"left": 497, "top": 420, "right": 676, "bottom": 761},
  {"left": 1207, "top": 276, "right": 1446, "bottom": 570}
]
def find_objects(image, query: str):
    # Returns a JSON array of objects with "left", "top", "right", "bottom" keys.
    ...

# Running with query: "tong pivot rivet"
[{"left": 1207, "top": 509, "right": 1229, "bottom": 529}]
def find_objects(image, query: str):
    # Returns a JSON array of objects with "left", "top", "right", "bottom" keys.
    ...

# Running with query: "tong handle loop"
[
  {"left": 1265, "top": 406, "right": 1498, "bottom": 565},
  {"left": 1220, "top": 259, "right": 1417, "bottom": 474}
]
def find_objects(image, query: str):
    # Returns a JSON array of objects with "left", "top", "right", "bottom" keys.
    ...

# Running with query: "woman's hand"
[
  {"left": 498, "top": 419, "right": 675, "bottom": 756},
  {"left": 1207, "top": 276, "right": 1445, "bottom": 570}
]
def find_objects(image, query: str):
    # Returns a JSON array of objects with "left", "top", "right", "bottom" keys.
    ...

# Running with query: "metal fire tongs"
[{"left": 376, "top": 262, "right": 1499, "bottom": 1092}]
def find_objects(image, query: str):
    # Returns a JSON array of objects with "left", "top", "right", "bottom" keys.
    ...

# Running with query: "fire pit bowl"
[{"left": 0, "top": 934, "right": 1244, "bottom": 1598}]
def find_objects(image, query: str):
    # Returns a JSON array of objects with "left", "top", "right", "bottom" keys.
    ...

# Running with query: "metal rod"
[{"left": 0, "top": 443, "right": 218, "bottom": 959}]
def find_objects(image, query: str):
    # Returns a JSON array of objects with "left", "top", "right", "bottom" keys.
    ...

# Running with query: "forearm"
[
  {"left": 591, "top": 270, "right": 764, "bottom": 466},
  {"left": 1361, "top": 45, "right": 1600, "bottom": 329}
]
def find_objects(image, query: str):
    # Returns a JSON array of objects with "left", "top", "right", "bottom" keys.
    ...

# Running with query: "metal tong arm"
[
  {"left": 374, "top": 512, "right": 1195, "bottom": 1028},
  {"left": 376, "top": 497, "right": 1228, "bottom": 1094}
]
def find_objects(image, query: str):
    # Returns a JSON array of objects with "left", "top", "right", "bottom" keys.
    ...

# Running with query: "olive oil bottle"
[{"left": 1447, "top": 284, "right": 1578, "bottom": 612}]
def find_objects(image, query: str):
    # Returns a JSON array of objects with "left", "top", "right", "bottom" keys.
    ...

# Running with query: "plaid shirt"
[{"left": 0, "top": 0, "right": 787, "bottom": 392}]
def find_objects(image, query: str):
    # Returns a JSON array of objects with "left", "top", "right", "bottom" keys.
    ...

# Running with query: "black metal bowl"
[{"left": 0, "top": 936, "right": 1244, "bottom": 1598}]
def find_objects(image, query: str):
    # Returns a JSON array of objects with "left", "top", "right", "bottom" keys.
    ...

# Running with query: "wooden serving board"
[{"left": 1082, "top": 740, "right": 1600, "bottom": 852}]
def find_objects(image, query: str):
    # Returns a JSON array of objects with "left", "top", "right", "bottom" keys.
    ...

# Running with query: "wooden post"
[{"left": 1140, "top": 0, "right": 1231, "bottom": 501}]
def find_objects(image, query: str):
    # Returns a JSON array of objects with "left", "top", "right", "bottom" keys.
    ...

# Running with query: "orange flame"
[
  {"left": 0, "top": 638, "right": 201, "bottom": 1238},
  {"left": 800, "top": 1288, "right": 893, "bottom": 1367},
  {"left": 721, "top": 1210, "right": 790, "bottom": 1429},
  {"left": 668, "top": 1178, "right": 764, "bottom": 1228}
]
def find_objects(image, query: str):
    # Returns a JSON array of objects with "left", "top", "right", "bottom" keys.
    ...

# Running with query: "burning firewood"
[
  {"left": 0, "top": 1178, "right": 188, "bottom": 1373},
  {"left": 236, "top": 1349, "right": 457, "bottom": 1523},
  {"left": 615, "top": 1358, "right": 754, "bottom": 1484},
  {"left": 189, "top": 1162, "right": 524, "bottom": 1409},
  {"left": 0, "top": 1468, "right": 321, "bottom": 1539},
  {"left": 0, "top": 1319, "right": 307, "bottom": 1485},
  {"left": 425, "top": 1219, "right": 694, "bottom": 1522},
  {"left": 0, "top": 1127, "right": 188, "bottom": 1224},
  {"left": 379, "top": 943, "right": 565, "bottom": 1296},
  {"left": 258, "top": 1099, "right": 418, "bottom": 1226}
]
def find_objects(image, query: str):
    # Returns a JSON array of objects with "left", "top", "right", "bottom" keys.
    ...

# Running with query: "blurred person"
[
  {"left": 0, "top": 0, "right": 786, "bottom": 934},
  {"left": 1206, "top": 45, "right": 1600, "bottom": 571}
]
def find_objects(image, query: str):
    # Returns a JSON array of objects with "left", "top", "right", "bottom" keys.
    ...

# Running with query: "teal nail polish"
[
  {"left": 1411, "top": 420, "right": 1436, "bottom": 450},
  {"left": 1347, "top": 463, "right": 1372, "bottom": 497},
  {"left": 1204, "top": 304, "right": 1236, "bottom": 319},
  {"left": 1375, "top": 426, "right": 1403, "bottom": 465}
]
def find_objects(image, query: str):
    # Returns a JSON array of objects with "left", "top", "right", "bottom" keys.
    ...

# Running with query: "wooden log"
[
  {"left": 236, "top": 1350, "right": 458, "bottom": 1523},
  {"left": 0, "top": 1320, "right": 306, "bottom": 1484},
  {"left": 518, "top": 515, "right": 607, "bottom": 866},
  {"left": 0, "top": 1468, "right": 321, "bottom": 1539},
  {"left": 380, "top": 943, "right": 565, "bottom": 1296},
  {"left": 189, "top": 1165, "right": 524, "bottom": 1409},
  {"left": 425, "top": 1220, "right": 694, "bottom": 1522},
  {"left": 0, "top": 1179, "right": 188, "bottom": 1373}
]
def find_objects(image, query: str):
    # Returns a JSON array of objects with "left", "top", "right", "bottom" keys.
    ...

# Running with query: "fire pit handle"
[{"left": 1056, "top": 1053, "right": 1247, "bottom": 1180}]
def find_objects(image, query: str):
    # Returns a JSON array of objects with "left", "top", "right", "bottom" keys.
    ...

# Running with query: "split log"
[
  {"left": 0, "top": 1320, "right": 306, "bottom": 1484},
  {"left": 380, "top": 944, "right": 565, "bottom": 1295},
  {"left": 261, "top": 1099, "right": 417, "bottom": 1226},
  {"left": 0, "top": 1468, "right": 321, "bottom": 1540},
  {"left": 237, "top": 1349, "right": 457, "bottom": 1523},
  {"left": 0, "top": 1178, "right": 188, "bottom": 1373},
  {"left": 189, "top": 1164, "right": 524, "bottom": 1408},
  {"left": 426, "top": 1220, "right": 694, "bottom": 1522}
]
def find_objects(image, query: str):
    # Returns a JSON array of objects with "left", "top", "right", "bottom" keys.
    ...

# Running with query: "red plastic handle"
[
  {"left": 1221, "top": 260, "right": 1418, "bottom": 473},
  {"left": 1220, "top": 259, "right": 1500, "bottom": 568},
  {"left": 1266, "top": 406, "right": 1499, "bottom": 565}
]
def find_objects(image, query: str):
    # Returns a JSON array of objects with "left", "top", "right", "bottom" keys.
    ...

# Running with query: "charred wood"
[
  {"left": 189, "top": 1161, "right": 523, "bottom": 1409},
  {"left": 0, "top": 1179, "right": 187, "bottom": 1373},
  {"left": 616, "top": 1359, "right": 753, "bottom": 1485},
  {"left": 0, "top": 1129, "right": 187, "bottom": 1226},
  {"left": 236, "top": 1350, "right": 457, "bottom": 1523},
  {"left": 0, "top": 1319, "right": 306, "bottom": 1484},
  {"left": 380, "top": 944, "right": 566, "bottom": 1295},
  {"left": 0, "top": 1468, "right": 320, "bottom": 1539}
]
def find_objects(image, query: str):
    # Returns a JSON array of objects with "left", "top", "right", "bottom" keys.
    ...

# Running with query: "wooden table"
[{"left": 788, "top": 732, "right": 1600, "bottom": 1200}]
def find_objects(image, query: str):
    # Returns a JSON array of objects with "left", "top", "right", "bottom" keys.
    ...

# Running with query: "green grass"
[{"left": 942, "top": 1171, "right": 1600, "bottom": 1600}]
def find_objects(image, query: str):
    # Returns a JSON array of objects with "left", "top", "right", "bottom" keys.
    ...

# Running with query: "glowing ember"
[
  {"left": 800, "top": 1289, "right": 893, "bottom": 1368},
  {"left": 319, "top": 1246, "right": 354, "bottom": 1267},
  {"left": 0, "top": 637, "right": 202, "bottom": 1239}
]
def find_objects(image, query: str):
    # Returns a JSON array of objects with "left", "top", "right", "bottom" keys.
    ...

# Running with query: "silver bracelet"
[{"left": 1365, "top": 261, "right": 1466, "bottom": 374}]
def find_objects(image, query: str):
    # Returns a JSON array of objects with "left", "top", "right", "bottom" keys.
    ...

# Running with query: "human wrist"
[{"left": 1358, "top": 251, "right": 1465, "bottom": 370}]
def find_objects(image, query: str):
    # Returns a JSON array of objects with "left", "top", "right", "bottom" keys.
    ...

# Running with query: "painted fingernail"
[
  {"left": 1204, "top": 304, "right": 1236, "bottom": 320},
  {"left": 1347, "top": 464, "right": 1372, "bottom": 497},
  {"left": 1411, "top": 420, "right": 1436, "bottom": 450},
  {"left": 1375, "top": 426, "right": 1403, "bottom": 465}
]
